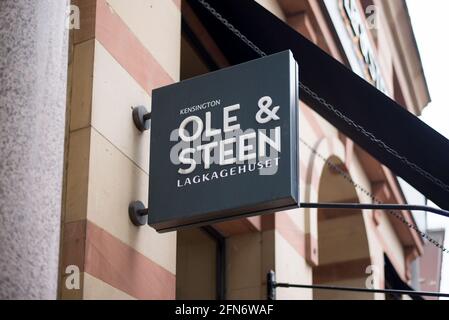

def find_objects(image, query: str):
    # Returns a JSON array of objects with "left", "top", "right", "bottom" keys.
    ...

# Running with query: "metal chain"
[
  {"left": 196, "top": 0, "right": 449, "bottom": 254},
  {"left": 299, "top": 84, "right": 449, "bottom": 194},
  {"left": 197, "top": 0, "right": 449, "bottom": 195},
  {"left": 300, "top": 137, "right": 449, "bottom": 255},
  {"left": 197, "top": 0, "right": 267, "bottom": 58}
]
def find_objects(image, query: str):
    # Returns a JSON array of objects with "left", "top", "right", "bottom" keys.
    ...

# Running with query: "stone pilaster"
[{"left": 0, "top": 0, "right": 69, "bottom": 299}]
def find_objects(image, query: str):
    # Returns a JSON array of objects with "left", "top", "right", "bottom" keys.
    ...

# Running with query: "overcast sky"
[{"left": 406, "top": 0, "right": 449, "bottom": 296}]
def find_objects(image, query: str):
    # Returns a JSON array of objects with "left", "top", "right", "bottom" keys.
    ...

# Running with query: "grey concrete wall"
[{"left": 0, "top": 0, "right": 69, "bottom": 299}]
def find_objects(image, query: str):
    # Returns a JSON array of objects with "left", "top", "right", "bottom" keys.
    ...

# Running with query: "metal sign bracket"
[{"left": 128, "top": 200, "right": 449, "bottom": 227}]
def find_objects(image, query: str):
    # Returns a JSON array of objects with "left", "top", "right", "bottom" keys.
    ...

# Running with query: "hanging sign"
[{"left": 148, "top": 50, "right": 299, "bottom": 232}]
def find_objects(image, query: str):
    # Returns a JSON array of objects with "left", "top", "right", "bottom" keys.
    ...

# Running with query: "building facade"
[{"left": 0, "top": 0, "right": 433, "bottom": 300}]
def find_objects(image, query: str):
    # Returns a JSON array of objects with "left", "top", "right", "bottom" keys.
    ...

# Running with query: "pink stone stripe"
[
  {"left": 84, "top": 221, "right": 175, "bottom": 300},
  {"left": 61, "top": 220, "right": 87, "bottom": 273},
  {"left": 300, "top": 157, "right": 321, "bottom": 192},
  {"left": 172, "top": 0, "right": 181, "bottom": 10},
  {"left": 95, "top": 0, "right": 174, "bottom": 93}
]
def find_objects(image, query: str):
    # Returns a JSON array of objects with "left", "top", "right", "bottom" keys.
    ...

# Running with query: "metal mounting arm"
[
  {"left": 132, "top": 106, "right": 151, "bottom": 132},
  {"left": 266, "top": 270, "right": 449, "bottom": 300},
  {"left": 129, "top": 201, "right": 449, "bottom": 227},
  {"left": 129, "top": 201, "right": 149, "bottom": 226},
  {"left": 299, "top": 202, "right": 449, "bottom": 218}
]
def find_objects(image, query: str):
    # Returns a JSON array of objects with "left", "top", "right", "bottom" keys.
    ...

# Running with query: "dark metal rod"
[
  {"left": 275, "top": 282, "right": 449, "bottom": 298},
  {"left": 143, "top": 113, "right": 152, "bottom": 121},
  {"left": 267, "top": 270, "right": 276, "bottom": 301},
  {"left": 137, "top": 209, "right": 149, "bottom": 216},
  {"left": 299, "top": 202, "right": 449, "bottom": 219}
]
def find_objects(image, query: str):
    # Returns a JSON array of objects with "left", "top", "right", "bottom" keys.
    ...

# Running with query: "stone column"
[{"left": 0, "top": 0, "right": 69, "bottom": 299}]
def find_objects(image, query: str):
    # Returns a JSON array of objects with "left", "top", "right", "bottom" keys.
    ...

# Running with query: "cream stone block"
[
  {"left": 83, "top": 272, "right": 136, "bottom": 300},
  {"left": 87, "top": 128, "right": 176, "bottom": 274},
  {"left": 303, "top": 207, "right": 318, "bottom": 246},
  {"left": 275, "top": 231, "right": 313, "bottom": 300},
  {"left": 91, "top": 41, "right": 151, "bottom": 173},
  {"left": 105, "top": 0, "right": 180, "bottom": 80},
  {"left": 282, "top": 209, "right": 306, "bottom": 232},
  {"left": 315, "top": 114, "right": 339, "bottom": 138},
  {"left": 299, "top": 164, "right": 319, "bottom": 203},
  {"left": 299, "top": 156, "right": 319, "bottom": 237},
  {"left": 318, "top": 215, "right": 371, "bottom": 265},
  {"left": 227, "top": 233, "right": 262, "bottom": 291},
  {"left": 70, "top": 40, "right": 95, "bottom": 131},
  {"left": 261, "top": 230, "right": 275, "bottom": 276},
  {"left": 363, "top": 213, "right": 385, "bottom": 286},
  {"left": 299, "top": 118, "right": 321, "bottom": 146},
  {"left": 376, "top": 212, "right": 405, "bottom": 272},
  {"left": 345, "top": 153, "right": 373, "bottom": 203},
  {"left": 65, "top": 127, "right": 91, "bottom": 222}
]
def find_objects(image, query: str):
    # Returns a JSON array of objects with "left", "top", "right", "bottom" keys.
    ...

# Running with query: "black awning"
[
  {"left": 186, "top": 0, "right": 449, "bottom": 210},
  {"left": 384, "top": 255, "right": 424, "bottom": 300}
]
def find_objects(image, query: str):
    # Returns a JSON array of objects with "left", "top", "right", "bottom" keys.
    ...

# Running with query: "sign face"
[{"left": 149, "top": 51, "right": 299, "bottom": 232}]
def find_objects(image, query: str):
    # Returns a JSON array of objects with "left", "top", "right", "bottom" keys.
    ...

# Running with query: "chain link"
[
  {"left": 299, "top": 84, "right": 449, "bottom": 194},
  {"left": 196, "top": 0, "right": 449, "bottom": 253},
  {"left": 197, "top": 0, "right": 449, "bottom": 195},
  {"left": 197, "top": 0, "right": 267, "bottom": 58},
  {"left": 300, "top": 137, "right": 449, "bottom": 255}
]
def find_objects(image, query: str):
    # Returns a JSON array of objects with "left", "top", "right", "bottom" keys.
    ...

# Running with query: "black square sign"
[{"left": 149, "top": 50, "right": 299, "bottom": 232}]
